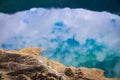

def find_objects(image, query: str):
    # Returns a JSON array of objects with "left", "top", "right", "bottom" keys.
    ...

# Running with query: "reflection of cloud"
[
  {"left": 0, "top": 8, "right": 120, "bottom": 77},
  {"left": 114, "top": 59, "right": 120, "bottom": 77},
  {"left": 0, "top": 8, "right": 120, "bottom": 52},
  {"left": 0, "top": 8, "right": 120, "bottom": 47}
]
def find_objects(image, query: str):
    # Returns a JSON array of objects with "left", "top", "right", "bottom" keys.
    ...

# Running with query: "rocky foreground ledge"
[{"left": 0, "top": 47, "right": 119, "bottom": 80}]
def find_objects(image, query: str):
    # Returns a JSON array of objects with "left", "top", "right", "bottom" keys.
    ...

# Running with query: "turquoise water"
[
  {"left": 0, "top": 8, "right": 120, "bottom": 77},
  {"left": 41, "top": 38, "right": 120, "bottom": 77}
]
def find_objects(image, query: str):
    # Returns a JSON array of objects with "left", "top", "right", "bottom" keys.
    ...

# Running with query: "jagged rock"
[
  {"left": 64, "top": 67, "right": 107, "bottom": 80},
  {"left": 0, "top": 47, "right": 119, "bottom": 80},
  {"left": 16, "top": 74, "right": 31, "bottom": 80},
  {"left": 0, "top": 48, "right": 6, "bottom": 54},
  {"left": 0, "top": 73, "right": 11, "bottom": 80},
  {"left": 9, "top": 46, "right": 42, "bottom": 56},
  {"left": 64, "top": 68, "right": 74, "bottom": 77}
]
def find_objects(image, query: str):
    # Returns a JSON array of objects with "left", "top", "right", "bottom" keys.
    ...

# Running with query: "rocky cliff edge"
[{"left": 0, "top": 47, "right": 119, "bottom": 80}]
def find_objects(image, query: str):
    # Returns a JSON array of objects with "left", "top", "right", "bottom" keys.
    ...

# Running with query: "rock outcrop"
[{"left": 0, "top": 47, "right": 119, "bottom": 80}]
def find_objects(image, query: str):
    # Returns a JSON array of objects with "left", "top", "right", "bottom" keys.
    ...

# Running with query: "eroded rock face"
[
  {"left": 64, "top": 67, "right": 107, "bottom": 80},
  {"left": 0, "top": 47, "right": 119, "bottom": 80},
  {"left": 0, "top": 47, "right": 65, "bottom": 80},
  {"left": 9, "top": 46, "right": 43, "bottom": 56}
]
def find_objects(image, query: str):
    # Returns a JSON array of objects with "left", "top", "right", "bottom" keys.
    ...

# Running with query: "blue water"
[{"left": 0, "top": 8, "right": 120, "bottom": 77}]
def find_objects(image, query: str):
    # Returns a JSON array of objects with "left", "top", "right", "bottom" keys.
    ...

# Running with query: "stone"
[
  {"left": 16, "top": 74, "right": 31, "bottom": 80},
  {"left": 0, "top": 47, "right": 119, "bottom": 80},
  {"left": 64, "top": 68, "right": 74, "bottom": 77},
  {"left": 9, "top": 46, "right": 43, "bottom": 56}
]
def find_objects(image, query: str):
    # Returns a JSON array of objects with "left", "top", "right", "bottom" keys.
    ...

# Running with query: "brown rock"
[
  {"left": 9, "top": 46, "right": 43, "bottom": 56},
  {"left": 0, "top": 48, "right": 6, "bottom": 54},
  {"left": 0, "top": 47, "right": 119, "bottom": 80},
  {"left": 16, "top": 74, "right": 31, "bottom": 80},
  {"left": 0, "top": 73, "right": 10, "bottom": 80},
  {"left": 0, "top": 52, "right": 41, "bottom": 65},
  {"left": 64, "top": 68, "right": 74, "bottom": 77}
]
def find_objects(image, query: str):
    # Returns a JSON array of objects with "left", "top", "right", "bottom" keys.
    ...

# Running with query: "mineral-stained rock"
[
  {"left": 8, "top": 46, "right": 43, "bottom": 56},
  {"left": 16, "top": 74, "right": 31, "bottom": 80},
  {"left": 64, "top": 68, "right": 74, "bottom": 77},
  {"left": 0, "top": 48, "right": 6, "bottom": 54},
  {"left": 0, "top": 47, "right": 119, "bottom": 80}
]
